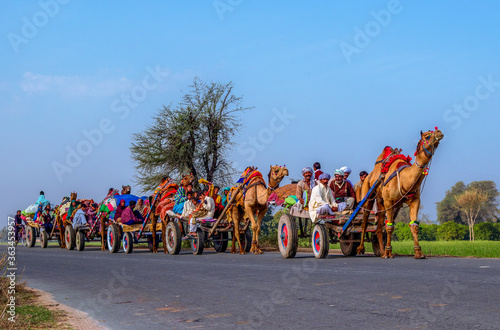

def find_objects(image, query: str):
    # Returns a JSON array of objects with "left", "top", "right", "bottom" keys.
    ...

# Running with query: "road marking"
[
  {"left": 157, "top": 307, "right": 186, "bottom": 312},
  {"left": 479, "top": 266, "right": 490, "bottom": 268},
  {"left": 398, "top": 309, "right": 412, "bottom": 312},
  {"left": 206, "top": 313, "right": 232, "bottom": 318},
  {"left": 236, "top": 321, "right": 250, "bottom": 324},
  {"left": 391, "top": 296, "right": 403, "bottom": 299},
  {"left": 313, "top": 281, "right": 338, "bottom": 286},
  {"left": 432, "top": 304, "right": 447, "bottom": 307}
]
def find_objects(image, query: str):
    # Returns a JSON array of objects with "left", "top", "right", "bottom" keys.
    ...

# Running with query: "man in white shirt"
[{"left": 308, "top": 173, "right": 339, "bottom": 222}]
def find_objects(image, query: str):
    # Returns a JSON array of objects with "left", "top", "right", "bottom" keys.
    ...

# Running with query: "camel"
[
  {"left": 149, "top": 174, "right": 195, "bottom": 253},
  {"left": 356, "top": 129, "right": 444, "bottom": 259},
  {"left": 229, "top": 165, "right": 289, "bottom": 254},
  {"left": 121, "top": 185, "right": 131, "bottom": 195}
]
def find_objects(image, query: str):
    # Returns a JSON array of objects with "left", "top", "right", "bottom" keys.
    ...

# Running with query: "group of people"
[{"left": 296, "top": 162, "right": 369, "bottom": 222}]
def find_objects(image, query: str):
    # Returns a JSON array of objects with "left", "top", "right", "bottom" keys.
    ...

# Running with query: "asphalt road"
[{"left": 5, "top": 245, "right": 500, "bottom": 329}]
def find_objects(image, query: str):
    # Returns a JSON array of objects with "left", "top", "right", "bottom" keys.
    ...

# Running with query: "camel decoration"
[
  {"left": 228, "top": 165, "right": 288, "bottom": 254},
  {"left": 149, "top": 174, "right": 195, "bottom": 253},
  {"left": 356, "top": 128, "right": 444, "bottom": 259}
]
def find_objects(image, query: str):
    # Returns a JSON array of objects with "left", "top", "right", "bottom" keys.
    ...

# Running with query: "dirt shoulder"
[{"left": 29, "top": 288, "right": 105, "bottom": 330}]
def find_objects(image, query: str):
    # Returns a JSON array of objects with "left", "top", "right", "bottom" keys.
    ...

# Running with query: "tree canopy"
[
  {"left": 436, "top": 180, "right": 499, "bottom": 224},
  {"left": 130, "top": 78, "right": 251, "bottom": 192}
]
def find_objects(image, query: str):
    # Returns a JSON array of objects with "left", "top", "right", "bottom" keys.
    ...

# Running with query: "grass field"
[{"left": 323, "top": 240, "right": 500, "bottom": 258}]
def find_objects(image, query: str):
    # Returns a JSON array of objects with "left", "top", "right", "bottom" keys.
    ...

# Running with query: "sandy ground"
[{"left": 31, "top": 288, "right": 106, "bottom": 330}]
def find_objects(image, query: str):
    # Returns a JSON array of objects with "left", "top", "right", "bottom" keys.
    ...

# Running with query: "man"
[
  {"left": 184, "top": 190, "right": 215, "bottom": 239},
  {"left": 14, "top": 210, "right": 23, "bottom": 243},
  {"left": 41, "top": 205, "right": 54, "bottom": 233},
  {"left": 330, "top": 169, "right": 356, "bottom": 210},
  {"left": 313, "top": 162, "right": 323, "bottom": 184},
  {"left": 354, "top": 171, "right": 368, "bottom": 203},
  {"left": 178, "top": 191, "right": 196, "bottom": 218},
  {"left": 213, "top": 186, "right": 222, "bottom": 204},
  {"left": 296, "top": 167, "right": 315, "bottom": 209},
  {"left": 308, "top": 173, "right": 340, "bottom": 222},
  {"left": 73, "top": 204, "right": 89, "bottom": 229},
  {"left": 340, "top": 166, "right": 353, "bottom": 186}
]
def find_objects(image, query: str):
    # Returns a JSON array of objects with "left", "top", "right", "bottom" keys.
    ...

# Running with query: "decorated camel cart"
[
  {"left": 278, "top": 177, "right": 387, "bottom": 259},
  {"left": 24, "top": 205, "right": 63, "bottom": 249}
]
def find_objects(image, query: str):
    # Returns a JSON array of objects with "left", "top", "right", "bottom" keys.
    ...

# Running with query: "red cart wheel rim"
[
  {"left": 28, "top": 229, "right": 31, "bottom": 242},
  {"left": 66, "top": 230, "right": 70, "bottom": 243},
  {"left": 313, "top": 230, "right": 320, "bottom": 253},
  {"left": 109, "top": 231, "right": 113, "bottom": 245},
  {"left": 281, "top": 223, "right": 288, "bottom": 248},
  {"left": 123, "top": 236, "right": 128, "bottom": 250}
]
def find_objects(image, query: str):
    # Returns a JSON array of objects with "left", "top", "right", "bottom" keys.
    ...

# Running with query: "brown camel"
[
  {"left": 229, "top": 165, "right": 289, "bottom": 254},
  {"left": 357, "top": 129, "right": 444, "bottom": 258},
  {"left": 150, "top": 174, "right": 194, "bottom": 253},
  {"left": 121, "top": 185, "right": 131, "bottom": 195}
]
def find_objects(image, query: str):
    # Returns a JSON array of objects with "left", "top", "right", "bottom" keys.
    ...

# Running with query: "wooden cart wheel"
[
  {"left": 65, "top": 225, "right": 76, "bottom": 250},
  {"left": 27, "top": 226, "right": 36, "bottom": 248},
  {"left": 372, "top": 231, "right": 387, "bottom": 257},
  {"left": 123, "top": 232, "right": 133, "bottom": 254},
  {"left": 312, "top": 224, "right": 329, "bottom": 259},
  {"left": 40, "top": 230, "right": 48, "bottom": 248},
  {"left": 76, "top": 230, "right": 85, "bottom": 251},
  {"left": 107, "top": 224, "right": 120, "bottom": 253},
  {"left": 191, "top": 228, "right": 205, "bottom": 255},
  {"left": 166, "top": 221, "right": 181, "bottom": 255},
  {"left": 340, "top": 233, "right": 361, "bottom": 256},
  {"left": 213, "top": 232, "right": 228, "bottom": 253},
  {"left": 278, "top": 213, "right": 298, "bottom": 259}
]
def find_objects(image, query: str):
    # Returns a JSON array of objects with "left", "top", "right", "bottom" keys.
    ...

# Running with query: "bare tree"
[
  {"left": 130, "top": 78, "right": 251, "bottom": 192},
  {"left": 454, "top": 189, "right": 488, "bottom": 241}
]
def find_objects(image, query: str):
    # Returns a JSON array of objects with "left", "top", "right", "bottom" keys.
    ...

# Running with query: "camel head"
[
  {"left": 268, "top": 165, "right": 289, "bottom": 189},
  {"left": 70, "top": 191, "right": 77, "bottom": 201},
  {"left": 121, "top": 185, "right": 131, "bottom": 194},
  {"left": 417, "top": 128, "right": 444, "bottom": 158},
  {"left": 181, "top": 173, "right": 195, "bottom": 187}
]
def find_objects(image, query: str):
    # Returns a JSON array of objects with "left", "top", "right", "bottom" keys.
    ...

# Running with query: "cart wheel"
[
  {"left": 107, "top": 224, "right": 121, "bottom": 253},
  {"left": 372, "top": 231, "right": 387, "bottom": 257},
  {"left": 123, "top": 232, "right": 133, "bottom": 254},
  {"left": 213, "top": 232, "right": 228, "bottom": 253},
  {"left": 76, "top": 230, "right": 85, "bottom": 251},
  {"left": 312, "top": 224, "right": 329, "bottom": 259},
  {"left": 27, "top": 226, "right": 36, "bottom": 248},
  {"left": 166, "top": 221, "right": 181, "bottom": 255},
  {"left": 147, "top": 235, "right": 160, "bottom": 252},
  {"left": 191, "top": 228, "right": 205, "bottom": 255},
  {"left": 65, "top": 226, "right": 76, "bottom": 250},
  {"left": 340, "top": 233, "right": 361, "bottom": 256},
  {"left": 40, "top": 230, "right": 48, "bottom": 248},
  {"left": 278, "top": 213, "right": 298, "bottom": 258}
]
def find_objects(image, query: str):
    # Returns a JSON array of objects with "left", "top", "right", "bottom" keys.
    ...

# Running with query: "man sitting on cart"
[
  {"left": 73, "top": 204, "right": 89, "bottom": 229},
  {"left": 41, "top": 205, "right": 54, "bottom": 233},
  {"left": 177, "top": 191, "right": 196, "bottom": 218},
  {"left": 296, "top": 167, "right": 315, "bottom": 210},
  {"left": 309, "top": 173, "right": 347, "bottom": 222},
  {"left": 183, "top": 190, "right": 215, "bottom": 239},
  {"left": 329, "top": 169, "right": 356, "bottom": 210}
]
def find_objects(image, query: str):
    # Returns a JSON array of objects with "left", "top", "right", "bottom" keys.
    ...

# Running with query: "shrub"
[
  {"left": 437, "top": 221, "right": 468, "bottom": 241},
  {"left": 419, "top": 224, "right": 438, "bottom": 241},
  {"left": 393, "top": 222, "right": 412, "bottom": 241},
  {"left": 474, "top": 222, "right": 500, "bottom": 241}
]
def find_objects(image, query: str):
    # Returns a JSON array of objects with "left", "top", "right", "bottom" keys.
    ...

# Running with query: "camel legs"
[
  {"left": 161, "top": 217, "right": 168, "bottom": 253},
  {"left": 356, "top": 199, "right": 373, "bottom": 255},
  {"left": 408, "top": 199, "right": 425, "bottom": 259},
  {"left": 230, "top": 207, "right": 245, "bottom": 254},
  {"left": 383, "top": 202, "right": 395, "bottom": 258},
  {"left": 58, "top": 216, "right": 66, "bottom": 249},
  {"left": 245, "top": 205, "right": 265, "bottom": 254},
  {"left": 151, "top": 215, "right": 158, "bottom": 253}
]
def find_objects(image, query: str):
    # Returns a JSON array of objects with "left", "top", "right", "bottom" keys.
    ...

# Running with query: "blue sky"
[{"left": 1, "top": 0, "right": 499, "bottom": 226}]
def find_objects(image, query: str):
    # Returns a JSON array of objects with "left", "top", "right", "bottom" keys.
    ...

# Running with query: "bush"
[
  {"left": 393, "top": 222, "right": 412, "bottom": 241},
  {"left": 437, "top": 221, "right": 468, "bottom": 241},
  {"left": 474, "top": 222, "right": 500, "bottom": 241},
  {"left": 419, "top": 224, "right": 438, "bottom": 241}
]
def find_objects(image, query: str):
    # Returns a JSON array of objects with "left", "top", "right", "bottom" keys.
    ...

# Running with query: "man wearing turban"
[
  {"left": 330, "top": 169, "right": 356, "bottom": 210},
  {"left": 308, "top": 173, "right": 343, "bottom": 222},
  {"left": 296, "top": 167, "right": 315, "bottom": 209}
]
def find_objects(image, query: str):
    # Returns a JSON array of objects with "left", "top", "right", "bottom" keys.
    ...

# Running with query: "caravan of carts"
[{"left": 21, "top": 178, "right": 386, "bottom": 258}]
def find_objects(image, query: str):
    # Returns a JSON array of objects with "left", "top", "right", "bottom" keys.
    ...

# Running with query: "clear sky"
[{"left": 1, "top": 0, "right": 499, "bottom": 227}]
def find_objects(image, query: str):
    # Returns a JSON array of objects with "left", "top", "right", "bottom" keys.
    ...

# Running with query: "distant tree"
[
  {"left": 436, "top": 221, "right": 468, "bottom": 241},
  {"left": 436, "top": 181, "right": 466, "bottom": 224},
  {"left": 131, "top": 78, "right": 251, "bottom": 191},
  {"left": 468, "top": 181, "right": 500, "bottom": 222},
  {"left": 395, "top": 204, "right": 429, "bottom": 224},
  {"left": 474, "top": 223, "right": 500, "bottom": 241},
  {"left": 454, "top": 188, "right": 488, "bottom": 241}
]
